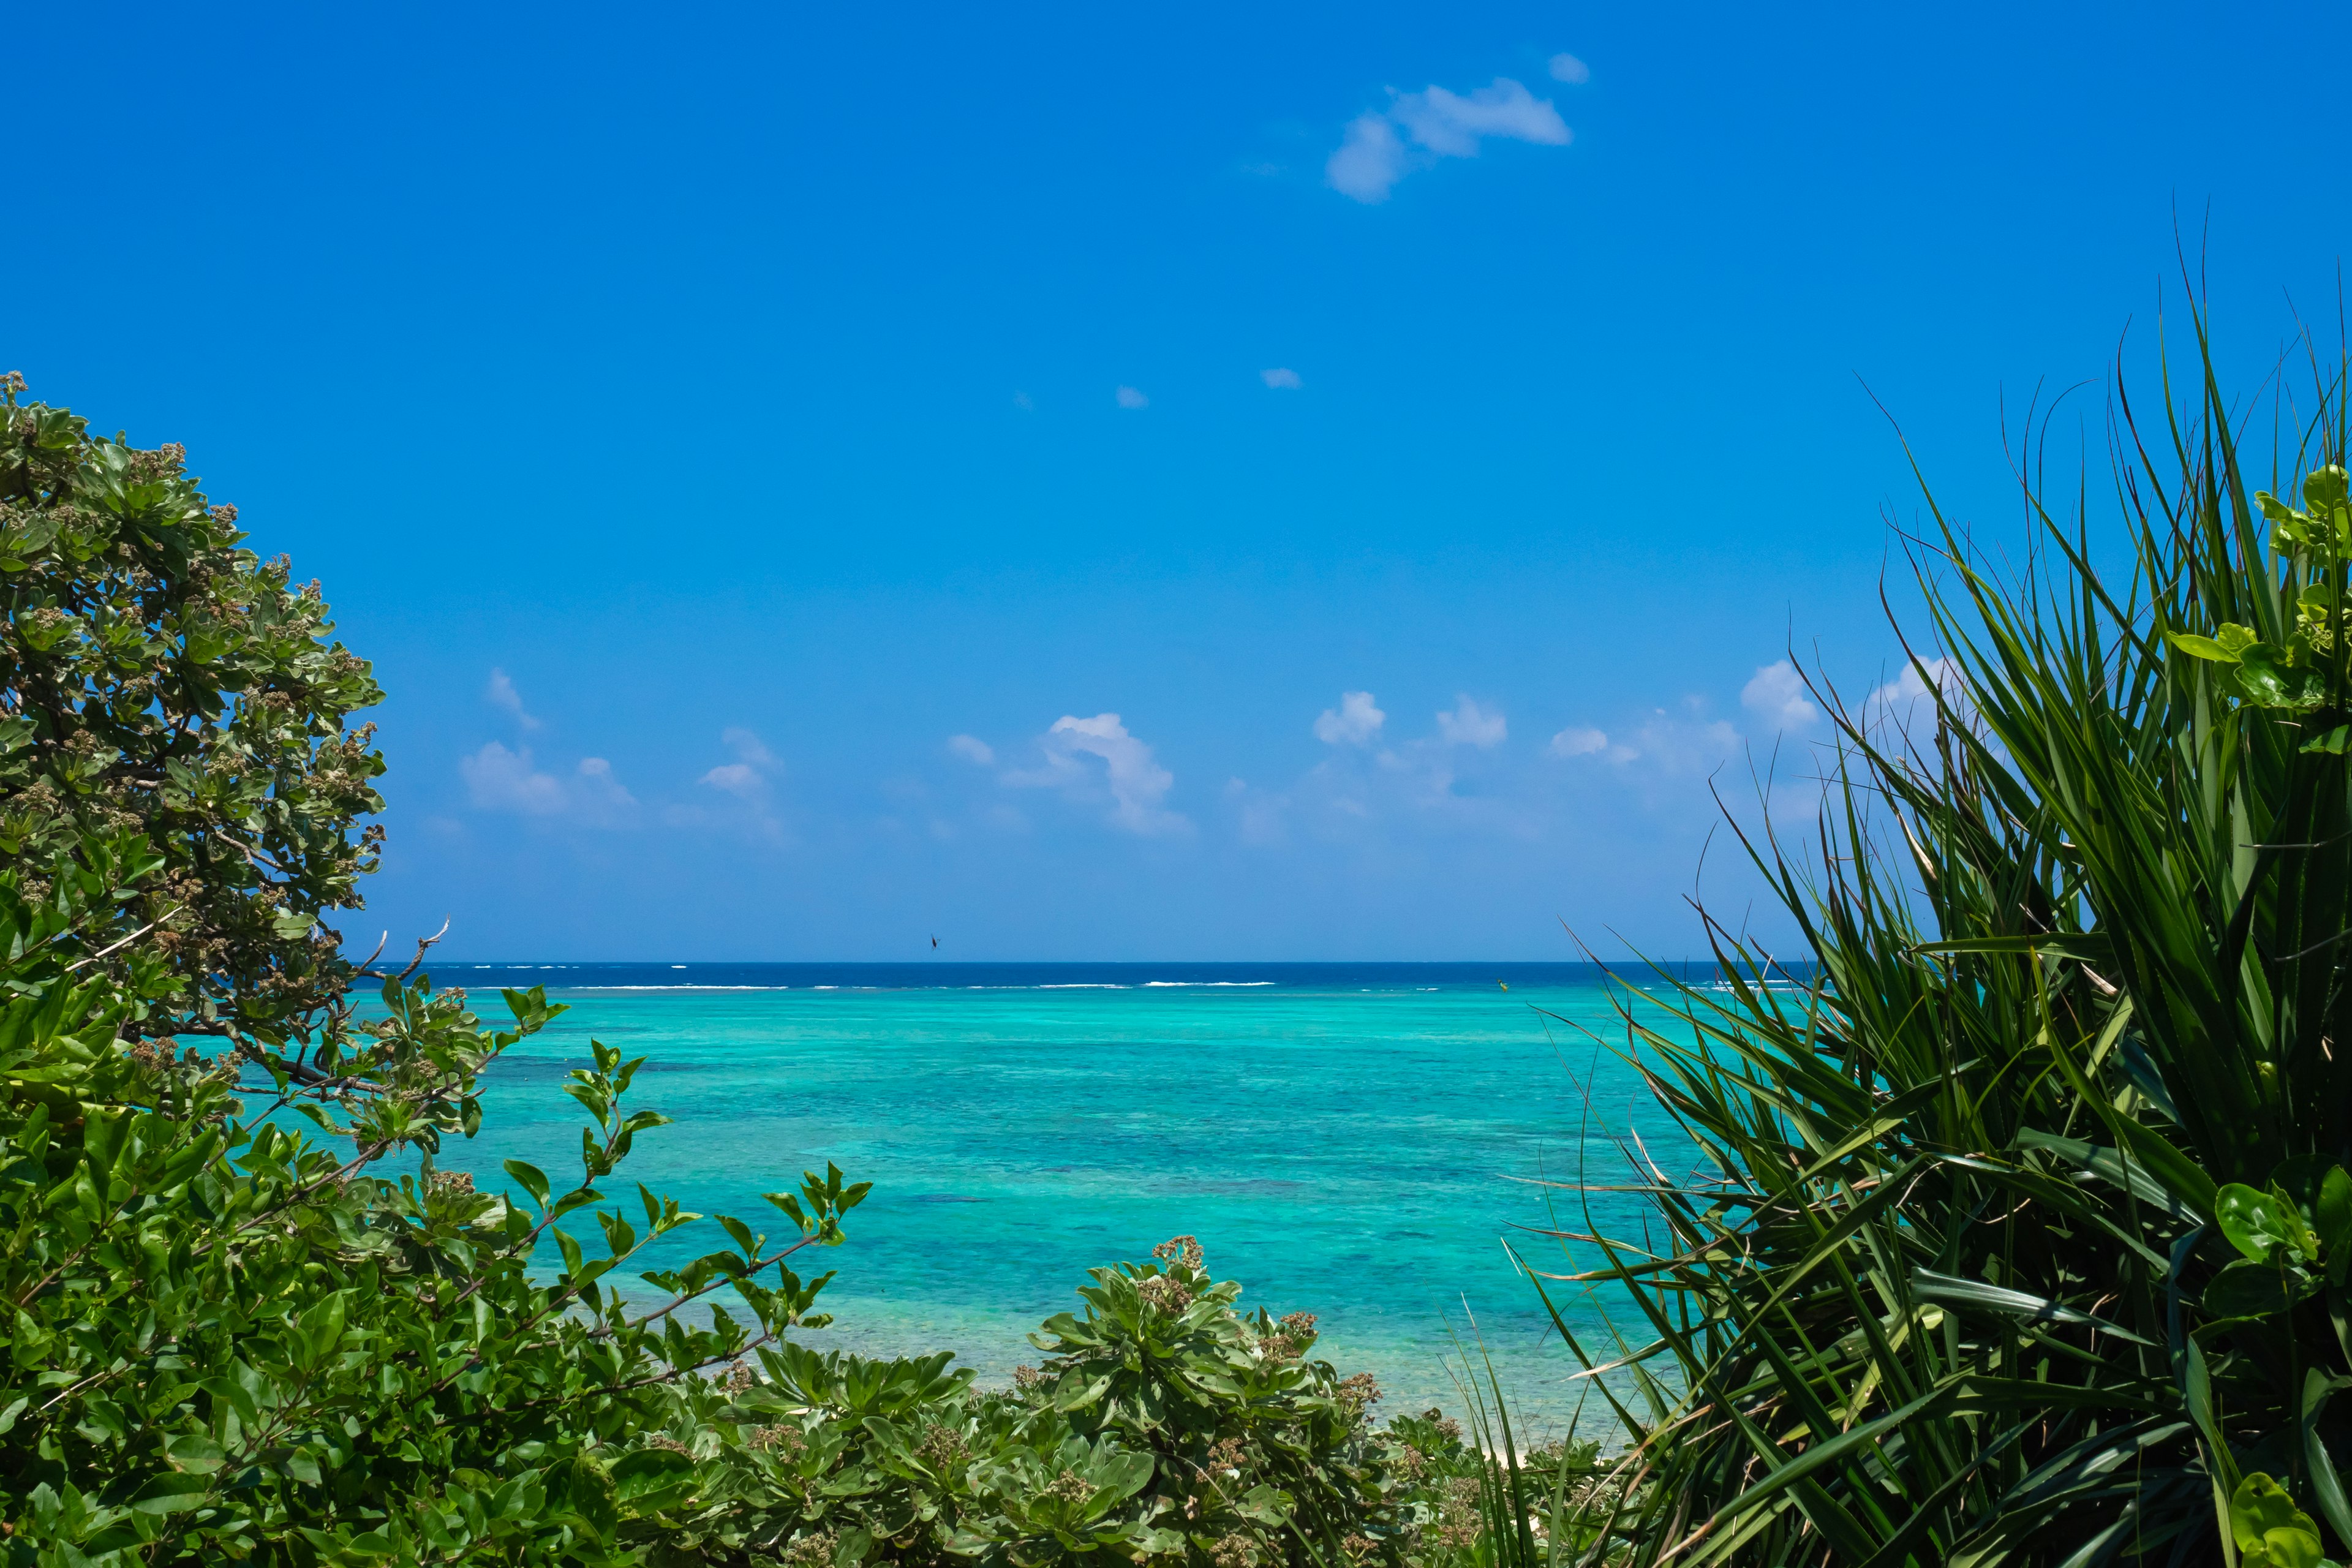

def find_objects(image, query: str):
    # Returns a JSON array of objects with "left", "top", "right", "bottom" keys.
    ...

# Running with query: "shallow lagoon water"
[{"left": 423, "top": 962, "right": 1702, "bottom": 1433}]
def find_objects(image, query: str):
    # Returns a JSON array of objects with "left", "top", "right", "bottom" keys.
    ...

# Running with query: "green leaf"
[
  {"left": 2260, "top": 489, "right": 2304, "bottom": 525},
  {"left": 2309, "top": 465, "right": 2351, "bottom": 513},
  {"left": 2169, "top": 631, "right": 2243, "bottom": 663},
  {"left": 2204, "top": 1259, "right": 2309, "bottom": 1319},
  {"left": 2219, "top": 1183, "right": 2316, "bottom": 1263},
  {"left": 2219, "top": 622, "right": 2264, "bottom": 655},
  {"left": 2301, "top": 1370, "right": 2352, "bottom": 1553},
  {"left": 610, "top": 1446, "right": 698, "bottom": 1506},
  {"left": 502, "top": 1159, "right": 551, "bottom": 1210},
  {"left": 2231, "top": 647, "right": 2329, "bottom": 710},
  {"left": 163, "top": 1432, "right": 228, "bottom": 1475},
  {"left": 2232, "top": 1472, "right": 2325, "bottom": 1567},
  {"left": 126, "top": 1472, "right": 214, "bottom": 1514},
  {"left": 1910, "top": 1268, "right": 2154, "bottom": 1344}
]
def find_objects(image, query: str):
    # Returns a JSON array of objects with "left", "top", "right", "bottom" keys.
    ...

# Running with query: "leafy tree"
[{"left": 0, "top": 371, "right": 384, "bottom": 1040}]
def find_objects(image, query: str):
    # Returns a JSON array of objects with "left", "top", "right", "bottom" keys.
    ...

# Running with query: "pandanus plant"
[{"left": 1534, "top": 309, "right": 2352, "bottom": 1566}]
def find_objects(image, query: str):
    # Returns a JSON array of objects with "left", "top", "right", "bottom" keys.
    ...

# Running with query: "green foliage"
[
  {"left": 0, "top": 375, "right": 385, "bottom": 1037},
  {"left": 633, "top": 1237, "right": 1589, "bottom": 1568},
  {"left": 0, "top": 850, "right": 867, "bottom": 1561},
  {"left": 1539, "top": 309, "right": 2352, "bottom": 1563}
]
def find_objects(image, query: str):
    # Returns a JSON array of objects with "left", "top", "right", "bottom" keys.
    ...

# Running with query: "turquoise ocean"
[{"left": 424, "top": 963, "right": 1704, "bottom": 1436}]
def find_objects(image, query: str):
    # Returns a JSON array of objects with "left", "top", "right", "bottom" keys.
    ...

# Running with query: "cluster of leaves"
[
  {"left": 1525, "top": 310, "right": 2352, "bottom": 1564},
  {"left": 0, "top": 853, "right": 868, "bottom": 1561},
  {"left": 631, "top": 1239, "right": 1624, "bottom": 1568},
  {"left": 0, "top": 376, "right": 385, "bottom": 1038}
]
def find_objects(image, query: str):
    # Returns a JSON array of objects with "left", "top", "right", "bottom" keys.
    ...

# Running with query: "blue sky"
[{"left": 13, "top": 2, "right": 2352, "bottom": 959}]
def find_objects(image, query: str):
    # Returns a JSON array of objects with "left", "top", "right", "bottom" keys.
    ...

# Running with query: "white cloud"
[
  {"left": 573, "top": 756, "right": 639, "bottom": 818},
  {"left": 1548, "top": 51, "right": 1590, "bottom": 84},
  {"left": 1115, "top": 385, "right": 1149, "bottom": 410},
  {"left": 1327, "top": 111, "right": 1409, "bottom": 202},
  {"left": 1261, "top": 368, "right": 1303, "bottom": 390},
  {"left": 1550, "top": 725, "right": 1608, "bottom": 758},
  {"left": 461, "top": 743, "right": 633, "bottom": 821},
  {"left": 575, "top": 756, "right": 636, "bottom": 810},
  {"left": 1625, "top": 709, "right": 1741, "bottom": 775},
  {"left": 461, "top": 741, "right": 565, "bottom": 815},
  {"left": 1740, "top": 660, "right": 1820, "bottom": 732},
  {"left": 484, "top": 668, "right": 540, "bottom": 730},
  {"left": 700, "top": 762, "right": 762, "bottom": 798},
  {"left": 1392, "top": 80, "right": 1569, "bottom": 157},
  {"left": 692, "top": 728, "right": 786, "bottom": 842},
  {"left": 948, "top": 734, "right": 996, "bottom": 766},
  {"left": 700, "top": 728, "right": 779, "bottom": 799},
  {"left": 1006, "top": 712, "right": 1186, "bottom": 835},
  {"left": 1314, "top": 690, "right": 1386, "bottom": 746},
  {"left": 1436, "top": 695, "right": 1507, "bottom": 748},
  {"left": 1330, "top": 77, "right": 1570, "bottom": 203}
]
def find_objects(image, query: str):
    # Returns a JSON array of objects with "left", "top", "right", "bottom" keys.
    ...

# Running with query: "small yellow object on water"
[{"left": 1498, "top": 981, "right": 1509, "bottom": 991}]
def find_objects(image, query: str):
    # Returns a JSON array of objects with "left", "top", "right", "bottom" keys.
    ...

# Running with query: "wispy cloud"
[
  {"left": 1624, "top": 707, "right": 1741, "bottom": 775},
  {"left": 1314, "top": 690, "right": 1386, "bottom": 746},
  {"left": 1287, "top": 690, "right": 1532, "bottom": 833},
  {"left": 1327, "top": 77, "right": 1570, "bottom": 203},
  {"left": 948, "top": 733, "right": 996, "bottom": 766},
  {"left": 1548, "top": 51, "right": 1590, "bottom": 84},
  {"left": 574, "top": 757, "right": 637, "bottom": 816},
  {"left": 484, "top": 668, "right": 541, "bottom": 730},
  {"left": 700, "top": 728, "right": 778, "bottom": 799},
  {"left": 1261, "top": 367, "right": 1303, "bottom": 390},
  {"left": 1549, "top": 725, "right": 1634, "bottom": 763},
  {"left": 461, "top": 742, "right": 563, "bottom": 815},
  {"left": 460, "top": 742, "right": 634, "bottom": 823},
  {"left": 1550, "top": 699, "right": 1739, "bottom": 775},
  {"left": 1005, "top": 712, "right": 1187, "bottom": 835},
  {"left": 1740, "top": 660, "right": 1820, "bottom": 732},
  {"left": 1115, "top": 385, "right": 1150, "bottom": 410},
  {"left": 1328, "top": 113, "right": 1410, "bottom": 203},
  {"left": 691, "top": 728, "right": 786, "bottom": 842},
  {"left": 1436, "top": 695, "right": 1507, "bottom": 748}
]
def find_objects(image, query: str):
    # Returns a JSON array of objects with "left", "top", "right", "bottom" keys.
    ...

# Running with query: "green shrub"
[
  {"left": 1547, "top": 314, "right": 2352, "bottom": 1563},
  {"left": 0, "top": 861, "right": 866, "bottom": 1561},
  {"left": 634, "top": 1243, "right": 1619, "bottom": 1568}
]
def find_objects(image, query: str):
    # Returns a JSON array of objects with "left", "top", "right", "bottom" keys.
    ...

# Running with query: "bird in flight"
[{"left": 931, "top": 935, "right": 938, "bottom": 949}]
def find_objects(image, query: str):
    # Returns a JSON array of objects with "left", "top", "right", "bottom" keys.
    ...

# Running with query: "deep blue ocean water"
[{"left": 415, "top": 962, "right": 1711, "bottom": 1434}]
